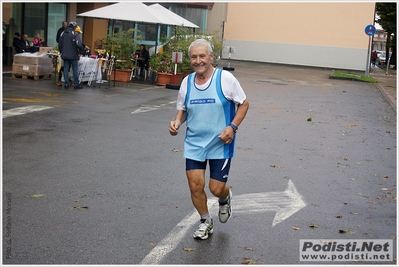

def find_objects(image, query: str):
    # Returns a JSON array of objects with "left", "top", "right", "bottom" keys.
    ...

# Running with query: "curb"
[{"left": 374, "top": 83, "right": 396, "bottom": 113}]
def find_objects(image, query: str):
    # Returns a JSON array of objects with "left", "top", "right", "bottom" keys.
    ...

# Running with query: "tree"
[{"left": 375, "top": 3, "right": 396, "bottom": 67}]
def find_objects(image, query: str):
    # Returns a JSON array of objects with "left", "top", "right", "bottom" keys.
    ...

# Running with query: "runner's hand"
[
  {"left": 219, "top": 126, "right": 235, "bottom": 144},
  {"left": 169, "top": 120, "right": 181, "bottom": 136}
]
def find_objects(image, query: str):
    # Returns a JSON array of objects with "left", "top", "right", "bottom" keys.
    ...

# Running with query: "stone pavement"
[{"left": 369, "top": 65, "right": 397, "bottom": 112}]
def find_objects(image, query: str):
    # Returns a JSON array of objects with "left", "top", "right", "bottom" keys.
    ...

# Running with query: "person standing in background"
[
  {"left": 56, "top": 21, "right": 67, "bottom": 44},
  {"left": 59, "top": 21, "right": 84, "bottom": 89}
]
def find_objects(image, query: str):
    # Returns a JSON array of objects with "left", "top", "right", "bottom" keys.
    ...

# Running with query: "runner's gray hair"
[{"left": 188, "top": 39, "right": 213, "bottom": 57}]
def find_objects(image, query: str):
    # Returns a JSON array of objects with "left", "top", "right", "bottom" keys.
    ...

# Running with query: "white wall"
[{"left": 222, "top": 39, "right": 369, "bottom": 71}]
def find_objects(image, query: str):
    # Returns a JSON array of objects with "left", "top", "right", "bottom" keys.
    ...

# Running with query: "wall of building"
[
  {"left": 222, "top": 2, "right": 376, "bottom": 71},
  {"left": 76, "top": 3, "right": 109, "bottom": 52},
  {"left": 205, "top": 2, "right": 227, "bottom": 35}
]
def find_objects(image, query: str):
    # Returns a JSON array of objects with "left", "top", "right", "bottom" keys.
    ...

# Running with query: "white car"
[{"left": 377, "top": 52, "right": 392, "bottom": 65}]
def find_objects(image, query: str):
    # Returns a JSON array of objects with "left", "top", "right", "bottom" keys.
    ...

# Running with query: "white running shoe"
[
  {"left": 218, "top": 189, "right": 232, "bottom": 223},
  {"left": 193, "top": 219, "right": 213, "bottom": 240}
]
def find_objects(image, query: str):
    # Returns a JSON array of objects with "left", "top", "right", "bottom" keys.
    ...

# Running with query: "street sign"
[{"left": 365, "top": 24, "right": 376, "bottom": 36}]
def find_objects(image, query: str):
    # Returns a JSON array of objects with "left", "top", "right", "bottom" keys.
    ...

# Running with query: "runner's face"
[{"left": 190, "top": 45, "right": 214, "bottom": 76}]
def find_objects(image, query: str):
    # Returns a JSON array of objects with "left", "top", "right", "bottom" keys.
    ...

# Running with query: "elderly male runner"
[{"left": 169, "top": 38, "right": 249, "bottom": 240}]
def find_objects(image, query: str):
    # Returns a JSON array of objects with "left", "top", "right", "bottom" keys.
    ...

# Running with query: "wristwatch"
[{"left": 229, "top": 123, "right": 238, "bottom": 133}]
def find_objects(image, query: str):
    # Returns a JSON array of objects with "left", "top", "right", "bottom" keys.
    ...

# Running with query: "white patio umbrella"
[
  {"left": 77, "top": 2, "right": 200, "bottom": 55},
  {"left": 147, "top": 4, "right": 199, "bottom": 28},
  {"left": 77, "top": 2, "right": 163, "bottom": 24}
]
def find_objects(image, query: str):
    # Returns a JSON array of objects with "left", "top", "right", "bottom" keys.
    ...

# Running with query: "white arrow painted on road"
[
  {"left": 131, "top": 101, "right": 176, "bottom": 114},
  {"left": 140, "top": 180, "right": 305, "bottom": 264},
  {"left": 3, "top": 105, "right": 54, "bottom": 119},
  {"left": 234, "top": 179, "right": 306, "bottom": 226}
]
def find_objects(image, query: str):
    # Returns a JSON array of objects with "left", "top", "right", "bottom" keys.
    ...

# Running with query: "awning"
[
  {"left": 77, "top": 2, "right": 199, "bottom": 28},
  {"left": 148, "top": 4, "right": 199, "bottom": 28}
]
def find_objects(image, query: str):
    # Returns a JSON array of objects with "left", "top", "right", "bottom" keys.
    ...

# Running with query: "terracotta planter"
[
  {"left": 109, "top": 69, "right": 132, "bottom": 82},
  {"left": 156, "top": 72, "right": 172, "bottom": 86}
]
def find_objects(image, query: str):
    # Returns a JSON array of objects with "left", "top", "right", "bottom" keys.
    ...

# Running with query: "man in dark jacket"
[
  {"left": 56, "top": 21, "right": 67, "bottom": 44},
  {"left": 12, "top": 32, "right": 24, "bottom": 54},
  {"left": 59, "top": 21, "right": 83, "bottom": 89},
  {"left": 137, "top": 44, "right": 150, "bottom": 77}
]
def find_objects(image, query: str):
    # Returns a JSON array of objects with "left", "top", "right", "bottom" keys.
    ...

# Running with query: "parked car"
[{"left": 377, "top": 52, "right": 392, "bottom": 65}]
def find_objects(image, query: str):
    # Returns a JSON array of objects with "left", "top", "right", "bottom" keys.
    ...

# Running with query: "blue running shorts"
[{"left": 186, "top": 158, "right": 232, "bottom": 182}]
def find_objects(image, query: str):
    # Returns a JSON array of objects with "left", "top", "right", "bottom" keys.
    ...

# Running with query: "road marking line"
[
  {"left": 234, "top": 180, "right": 306, "bottom": 226},
  {"left": 131, "top": 101, "right": 176, "bottom": 114},
  {"left": 140, "top": 199, "right": 218, "bottom": 265},
  {"left": 3, "top": 105, "right": 54, "bottom": 119},
  {"left": 140, "top": 180, "right": 305, "bottom": 264}
]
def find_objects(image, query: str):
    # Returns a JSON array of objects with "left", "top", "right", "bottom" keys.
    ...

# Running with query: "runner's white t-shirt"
[{"left": 176, "top": 68, "right": 246, "bottom": 110}]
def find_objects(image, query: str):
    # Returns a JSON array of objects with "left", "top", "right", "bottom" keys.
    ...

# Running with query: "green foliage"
[
  {"left": 375, "top": 3, "right": 396, "bottom": 48},
  {"left": 149, "top": 52, "right": 174, "bottom": 73},
  {"left": 103, "top": 28, "right": 139, "bottom": 69},
  {"left": 160, "top": 26, "right": 224, "bottom": 72}
]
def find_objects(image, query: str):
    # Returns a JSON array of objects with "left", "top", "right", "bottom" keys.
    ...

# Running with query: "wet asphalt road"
[{"left": 2, "top": 61, "right": 396, "bottom": 264}]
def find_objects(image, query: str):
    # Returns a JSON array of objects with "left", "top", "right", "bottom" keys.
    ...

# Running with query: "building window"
[
  {"left": 169, "top": 6, "right": 206, "bottom": 31},
  {"left": 48, "top": 3, "right": 67, "bottom": 47},
  {"left": 24, "top": 3, "right": 46, "bottom": 44}
]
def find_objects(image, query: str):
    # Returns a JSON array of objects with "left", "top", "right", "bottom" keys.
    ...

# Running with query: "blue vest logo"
[{"left": 190, "top": 98, "right": 216, "bottom": 104}]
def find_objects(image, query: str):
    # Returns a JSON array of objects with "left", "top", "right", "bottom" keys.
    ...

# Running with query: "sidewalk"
[{"left": 369, "top": 65, "right": 397, "bottom": 112}]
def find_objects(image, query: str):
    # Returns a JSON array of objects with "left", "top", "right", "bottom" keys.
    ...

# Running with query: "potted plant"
[
  {"left": 103, "top": 28, "right": 138, "bottom": 82},
  {"left": 149, "top": 52, "right": 174, "bottom": 86},
  {"left": 161, "top": 26, "right": 224, "bottom": 83}
]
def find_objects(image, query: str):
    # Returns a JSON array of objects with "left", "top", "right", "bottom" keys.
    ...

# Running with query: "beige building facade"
[{"left": 209, "top": 2, "right": 376, "bottom": 71}]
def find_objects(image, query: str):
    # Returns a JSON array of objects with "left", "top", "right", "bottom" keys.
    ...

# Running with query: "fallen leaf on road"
[
  {"left": 172, "top": 148, "right": 181, "bottom": 152},
  {"left": 292, "top": 227, "right": 300, "bottom": 230},
  {"left": 350, "top": 212, "right": 361, "bottom": 215},
  {"left": 183, "top": 247, "right": 196, "bottom": 252},
  {"left": 27, "top": 193, "right": 46, "bottom": 198},
  {"left": 73, "top": 206, "right": 89, "bottom": 210},
  {"left": 339, "top": 229, "right": 354, "bottom": 234},
  {"left": 150, "top": 243, "right": 156, "bottom": 247},
  {"left": 270, "top": 164, "right": 276, "bottom": 167},
  {"left": 349, "top": 178, "right": 355, "bottom": 181},
  {"left": 347, "top": 124, "right": 357, "bottom": 128},
  {"left": 344, "top": 157, "right": 349, "bottom": 161},
  {"left": 242, "top": 258, "right": 260, "bottom": 264},
  {"left": 309, "top": 224, "right": 319, "bottom": 228},
  {"left": 238, "top": 246, "right": 257, "bottom": 251},
  {"left": 307, "top": 118, "right": 312, "bottom": 121},
  {"left": 336, "top": 215, "right": 343, "bottom": 218}
]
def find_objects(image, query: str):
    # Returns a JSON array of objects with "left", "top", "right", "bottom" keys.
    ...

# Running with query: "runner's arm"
[{"left": 169, "top": 110, "right": 186, "bottom": 136}]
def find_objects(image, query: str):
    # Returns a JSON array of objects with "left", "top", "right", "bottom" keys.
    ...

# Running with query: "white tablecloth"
[{"left": 60, "top": 56, "right": 102, "bottom": 82}]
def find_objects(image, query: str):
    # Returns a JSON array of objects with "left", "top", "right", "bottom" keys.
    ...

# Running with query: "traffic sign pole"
[
  {"left": 364, "top": 24, "right": 376, "bottom": 77},
  {"left": 365, "top": 36, "right": 371, "bottom": 77}
]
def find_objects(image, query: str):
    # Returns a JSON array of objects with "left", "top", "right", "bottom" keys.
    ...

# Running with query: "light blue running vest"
[{"left": 183, "top": 68, "right": 236, "bottom": 161}]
